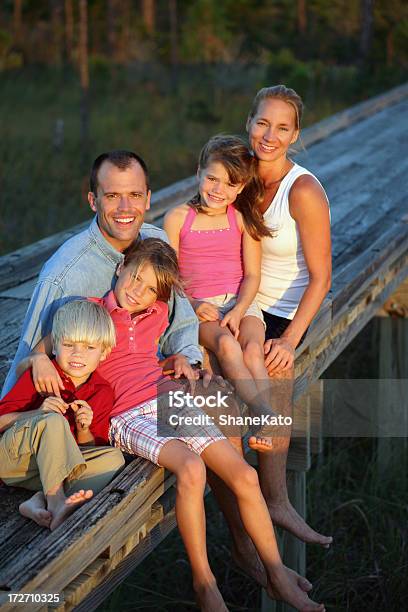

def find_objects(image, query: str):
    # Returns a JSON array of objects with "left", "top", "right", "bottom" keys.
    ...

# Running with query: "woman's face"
[{"left": 247, "top": 98, "right": 299, "bottom": 163}]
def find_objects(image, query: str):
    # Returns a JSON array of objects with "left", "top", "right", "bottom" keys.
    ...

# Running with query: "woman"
[{"left": 212, "top": 85, "right": 333, "bottom": 587}]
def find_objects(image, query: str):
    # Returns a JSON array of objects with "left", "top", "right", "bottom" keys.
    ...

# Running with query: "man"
[{"left": 2, "top": 150, "right": 202, "bottom": 397}]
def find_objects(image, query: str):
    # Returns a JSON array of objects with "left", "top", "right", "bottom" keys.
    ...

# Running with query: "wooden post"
[{"left": 376, "top": 279, "right": 408, "bottom": 478}]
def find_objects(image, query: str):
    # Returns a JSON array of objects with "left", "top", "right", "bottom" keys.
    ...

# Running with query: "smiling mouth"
[
  {"left": 113, "top": 217, "right": 136, "bottom": 225},
  {"left": 126, "top": 293, "right": 140, "bottom": 305},
  {"left": 259, "top": 143, "right": 278, "bottom": 152},
  {"left": 207, "top": 194, "right": 225, "bottom": 203},
  {"left": 68, "top": 361, "right": 86, "bottom": 369}
]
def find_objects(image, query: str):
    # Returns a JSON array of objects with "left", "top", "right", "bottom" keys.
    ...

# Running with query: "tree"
[
  {"left": 79, "top": 0, "right": 89, "bottom": 159},
  {"left": 142, "top": 0, "right": 155, "bottom": 35},
  {"left": 64, "top": 0, "right": 74, "bottom": 64},
  {"left": 359, "top": 0, "right": 374, "bottom": 62},
  {"left": 298, "top": 0, "right": 307, "bottom": 34}
]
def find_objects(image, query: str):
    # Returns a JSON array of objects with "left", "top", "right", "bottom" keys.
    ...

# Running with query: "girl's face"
[
  {"left": 115, "top": 261, "right": 159, "bottom": 315},
  {"left": 247, "top": 98, "right": 299, "bottom": 163},
  {"left": 198, "top": 161, "right": 244, "bottom": 209}
]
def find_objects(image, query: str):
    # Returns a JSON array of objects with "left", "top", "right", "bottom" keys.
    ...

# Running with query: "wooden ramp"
[{"left": 0, "top": 83, "right": 407, "bottom": 611}]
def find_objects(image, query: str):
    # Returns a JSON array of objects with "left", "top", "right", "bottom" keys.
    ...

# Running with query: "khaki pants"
[{"left": 0, "top": 411, "right": 124, "bottom": 495}]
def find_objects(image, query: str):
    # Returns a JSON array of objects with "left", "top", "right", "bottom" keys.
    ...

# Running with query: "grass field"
[{"left": 1, "top": 62, "right": 406, "bottom": 255}]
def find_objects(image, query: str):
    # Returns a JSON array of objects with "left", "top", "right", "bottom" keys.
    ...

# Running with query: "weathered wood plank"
[
  {"left": 55, "top": 502, "right": 165, "bottom": 612},
  {"left": 0, "top": 460, "right": 170, "bottom": 600}
]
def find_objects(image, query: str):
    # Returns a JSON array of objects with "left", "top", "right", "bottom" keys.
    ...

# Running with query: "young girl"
[
  {"left": 25, "top": 238, "right": 324, "bottom": 612},
  {"left": 164, "top": 135, "right": 277, "bottom": 452}
]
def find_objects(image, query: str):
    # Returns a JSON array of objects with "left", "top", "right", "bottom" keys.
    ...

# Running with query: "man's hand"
[
  {"left": 40, "top": 396, "right": 69, "bottom": 415},
  {"left": 71, "top": 400, "right": 93, "bottom": 430},
  {"left": 220, "top": 306, "right": 243, "bottom": 339},
  {"left": 194, "top": 301, "right": 220, "bottom": 322},
  {"left": 264, "top": 337, "right": 295, "bottom": 374},
  {"left": 32, "top": 353, "right": 65, "bottom": 397}
]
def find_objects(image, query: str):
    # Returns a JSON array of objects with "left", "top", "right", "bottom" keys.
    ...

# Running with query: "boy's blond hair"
[{"left": 52, "top": 300, "right": 116, "bottom": 350}]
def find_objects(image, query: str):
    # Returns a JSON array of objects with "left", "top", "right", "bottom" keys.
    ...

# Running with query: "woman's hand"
[
  {"left": 71, "top": 400, "right": 93, "bottom": 430},
  {"left": 264, "top": 337, "right": 295, "bottom": 374},
  {"left": 220, "top": 306, "right": 244, "bottom": 339},
  {"left": 40, "top": 395, "right": 69, "bottom": 415},
  {"left": 31, "top": 353, "right": 65, "bottom": 397},
  {"left": 194, "top": 301, "right": 220, "bottom": 322}
]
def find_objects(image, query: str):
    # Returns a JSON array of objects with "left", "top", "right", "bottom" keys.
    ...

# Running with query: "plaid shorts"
[{"left": 109, "top": 397, "right": 225, "bottom": 466}]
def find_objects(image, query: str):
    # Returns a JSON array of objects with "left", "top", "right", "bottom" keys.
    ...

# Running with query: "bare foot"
[
  {"left": 19, "top": 492, "right": 52, "bottom": 528},
  {"left": 231, "top": 541, "right": 267, "bottom": 588},
  {"left": 194, "top": 579, "right": 229, "bottom": 611},
  {"left": 267, "top": 564, "right": 325, "bottom": 612},
  {"left": 268, "top": 498, "right": 332, "bottom": 547},
  {"left": 248, "top": 436, "right": 273, "bottom": 453},
  {"left": 48, "top": 489, "right": 93, "bottom": 531}
]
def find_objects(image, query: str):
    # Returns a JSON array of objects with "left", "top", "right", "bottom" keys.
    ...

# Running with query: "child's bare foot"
[
  {"left": 248, "top": 435, "right": 273, "bottom": 453},
  {"left": 194, "top": 579, "right": 229, "bottom": 612},
  {"left": 268, "top": 497, "right": 332, "bottom": 547},
  {"left": 48, "top": 489, "right": 93, "bottom": 531},
  {"left": 19, "top": 492, "right": 52, "bottom": 528},
  {"left": 232, "top": 541, "right": 268, "bottom": 587},
  {"left": 267, "top": 565, "right": 325, "bottom": 612}
]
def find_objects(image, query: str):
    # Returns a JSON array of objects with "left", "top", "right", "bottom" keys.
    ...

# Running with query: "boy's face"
[
  {"left": 115, "top": 261, "right": 158, "bottom": 315},
  {"left": 54, "top": 340, "right": 107, "bottom": 386}
]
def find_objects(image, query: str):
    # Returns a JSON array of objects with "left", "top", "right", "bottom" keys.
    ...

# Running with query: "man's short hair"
[
  {"left": 90, "top": 150, "right": 150, "bottom": 194},
  {"left": 52, "top": 300, "right": 116, "bottom": 350}
]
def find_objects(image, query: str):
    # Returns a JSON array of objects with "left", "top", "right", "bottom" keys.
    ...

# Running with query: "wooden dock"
[{"left": 1, "top": 83, "right": 407, "bottom": 611}]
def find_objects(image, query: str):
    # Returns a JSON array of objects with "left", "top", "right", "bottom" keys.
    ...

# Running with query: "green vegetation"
[{"left": 1, "top": 60, "right": 406, "bottom": 255}]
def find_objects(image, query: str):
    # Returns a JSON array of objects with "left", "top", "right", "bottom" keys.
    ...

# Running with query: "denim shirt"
[{"left": 2, "top": 217, "right": 201, "bottom": 397}]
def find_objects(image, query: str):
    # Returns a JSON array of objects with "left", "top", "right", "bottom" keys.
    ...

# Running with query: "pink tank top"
[{"left": 178, "top": 205, "right": 243, "bottom": 299}]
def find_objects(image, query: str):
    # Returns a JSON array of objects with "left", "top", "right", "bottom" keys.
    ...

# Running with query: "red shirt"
[
  {"left": 90, "top": 291, "right": 177, "bottom": 416},
  {"left": 0, "top": 360, "right": 114, "bottom": 445}
]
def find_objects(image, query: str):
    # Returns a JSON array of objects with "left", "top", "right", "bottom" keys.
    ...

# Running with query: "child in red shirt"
[
  {"left": 0, "top": 300, "right": 124, "bottom": 531},
  {"left": 25, "top": 239, "right": 324, "bottom": 612}
]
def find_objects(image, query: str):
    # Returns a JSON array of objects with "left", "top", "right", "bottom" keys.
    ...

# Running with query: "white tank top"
[{"left": 257, "top": 162, "right": 327, "bottom": 320}]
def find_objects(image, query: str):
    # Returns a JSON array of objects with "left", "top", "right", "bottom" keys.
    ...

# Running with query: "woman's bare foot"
[
  {"left": 268, "top": 498, "right": 332, "bottom": 547},
  {"left": 248, "top": 436, "right": 273, "bottom": 453},
  {"left": 48, "top": 489, "right": 93, "bottom": 531},
  {"left": 232, "top": 541, "right": 268, "bottom": 588},
  {"left": 194, "top": 578, "right": 229, "bottom": 612},
  {"left": 267, "top": 564, "right": 325, "bottom": 612},
  {"left": 19, "top": 492, "right": 52, "bottom": 528}
]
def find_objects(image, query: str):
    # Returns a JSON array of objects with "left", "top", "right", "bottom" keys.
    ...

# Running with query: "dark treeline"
[{"left": 1, "top": 0, "right": 407, "bottom": 71}]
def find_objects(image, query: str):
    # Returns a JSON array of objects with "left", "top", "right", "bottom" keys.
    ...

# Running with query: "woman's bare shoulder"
[{"left": 289, "top": 173, "right": 329, "bottom": 217}]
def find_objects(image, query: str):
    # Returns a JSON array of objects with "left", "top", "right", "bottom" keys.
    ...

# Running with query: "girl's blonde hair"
[
  {"left": 189, "top": 134, "right": 271, "bottom": 240},
  {"left": 52, "top": 300, "right": 116, "bottom": 349},
  {"left": 248, "top": 85, "right": 304, "bottom": 131},
  {"left": 123, "top": 237, "right": 183, "bottom": 301}
]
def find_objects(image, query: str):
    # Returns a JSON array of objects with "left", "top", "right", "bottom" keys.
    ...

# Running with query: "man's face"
[{"left": 88, "top": 160, "right": 151, "bottom": 252}]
